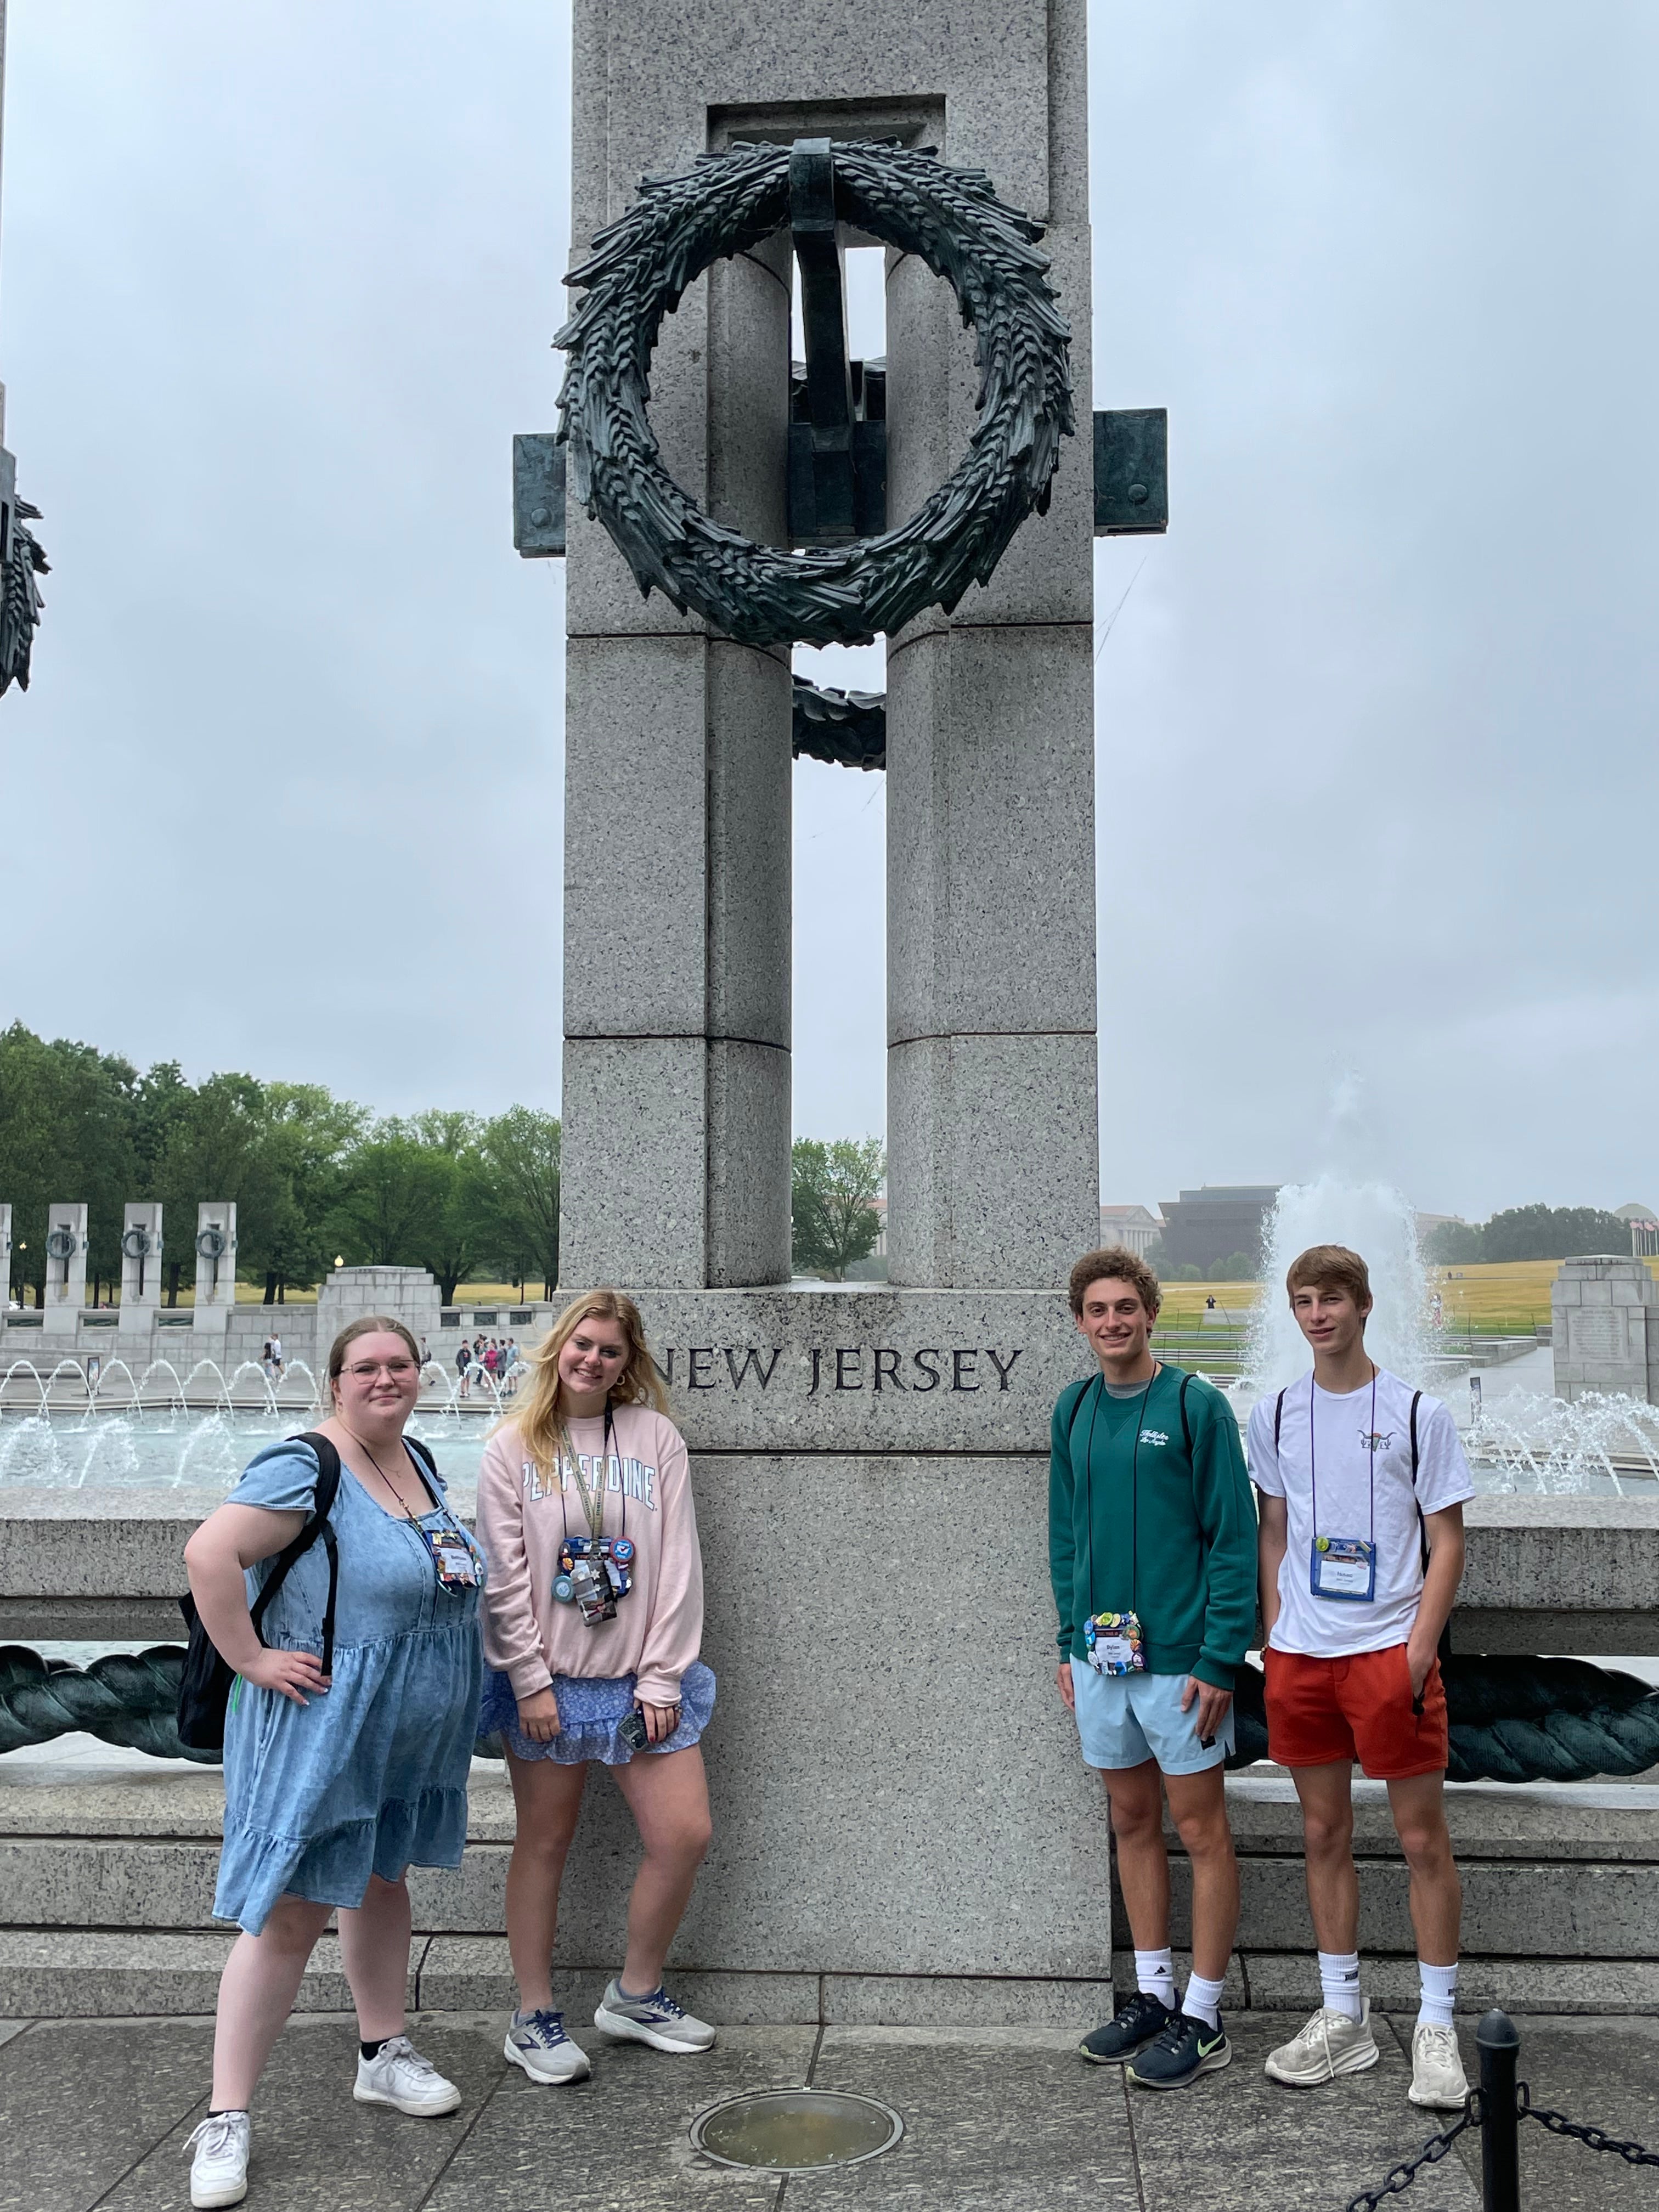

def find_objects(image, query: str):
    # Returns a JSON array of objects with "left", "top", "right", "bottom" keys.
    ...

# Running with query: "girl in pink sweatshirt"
[{"left": 475, "top": 1288, "right": 716, "bottom": 2085}]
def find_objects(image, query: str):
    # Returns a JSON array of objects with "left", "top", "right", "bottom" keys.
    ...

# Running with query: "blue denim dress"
[{"left": 213, "top": 1438, "right": 484, "bottom": 1936}]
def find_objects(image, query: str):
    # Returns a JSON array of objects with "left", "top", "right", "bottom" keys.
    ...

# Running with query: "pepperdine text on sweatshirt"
[
  {"left": 1048, "top": 1363, "right": 1258, "bottom": 1690},
  {"left": 475, "top": 1402, "right": 704, "bottom": 1710}
]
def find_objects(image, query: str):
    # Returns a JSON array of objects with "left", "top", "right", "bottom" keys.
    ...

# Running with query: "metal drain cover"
[{"left": 691, "top": 2087, "right": 904, "bottom": 2172}]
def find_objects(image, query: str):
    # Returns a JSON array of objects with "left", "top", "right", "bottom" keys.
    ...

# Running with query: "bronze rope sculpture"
[{"left": 556, "top": 138, "right": 1074, "bottom": 647}]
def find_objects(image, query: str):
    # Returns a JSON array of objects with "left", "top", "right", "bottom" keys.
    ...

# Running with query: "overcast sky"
[{"left": 1, "top": 2, "right": 1655, "bottom": 1223}]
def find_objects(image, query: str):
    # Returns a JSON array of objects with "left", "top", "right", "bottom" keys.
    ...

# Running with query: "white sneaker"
[
  {"left": 1264, "top": 1999, "right": 1381, "bottom": 2086},
  {"left": 185, "top": 2111, "right": 250, "bottom": 2209},
  {"left": 504, "top": 2007, "right": 592, "bottom": 2085},
  {"left": 353, "top": 2035, "right": 462, "bottom": 2115},
  {"left": 1409, "top": 2020, "right": 1470, "bottom": 2109},
  {"left": 593, "top": 1978, "right": 716, "bottom": 2052}
]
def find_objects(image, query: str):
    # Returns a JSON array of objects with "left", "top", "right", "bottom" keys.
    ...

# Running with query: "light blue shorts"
[{"left": 1069, "top": 1660, "right": 1234, "bottom": 1775}]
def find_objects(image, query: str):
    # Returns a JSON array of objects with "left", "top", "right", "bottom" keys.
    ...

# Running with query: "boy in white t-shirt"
[{"left": 1246, "top": 1244, "right": 1474, "bottom": 2113}]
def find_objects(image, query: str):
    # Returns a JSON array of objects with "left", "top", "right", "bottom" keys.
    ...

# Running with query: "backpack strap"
[
  {"left": 249, "top": 1432, "right": 342, "bottom": 1680},
  {"left": 1274, "top": 1387, "right": 1286, "bottom": 1453},
  {"left": 1407, "top": 1390, "right": 1453, "bottom": 1664},
  {"left": 1179, "top": 1369, "right": 1194, "bottom": 1454},
  {"left": 1065, "top": 1374, "right": 1101, "bottom": 1451},
  {"left": 404, "top": 1433, "right": 439, "bottom": 1481}
]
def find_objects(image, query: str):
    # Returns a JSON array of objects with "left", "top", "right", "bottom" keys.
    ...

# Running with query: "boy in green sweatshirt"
[{"left": 1051, "top": 1244, "right": 1257, "bottom": 2091}]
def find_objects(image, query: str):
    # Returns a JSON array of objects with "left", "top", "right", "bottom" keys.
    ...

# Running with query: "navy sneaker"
[
  {"left": 1126, "top": 2008, "right": 1232, "bottom": 2090},
  {"left": 1079, "top": 1989, "right": 1176, "bottom": 2066}
]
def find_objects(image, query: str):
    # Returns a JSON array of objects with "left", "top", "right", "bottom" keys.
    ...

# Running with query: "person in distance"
[
  {"left": 1249, "top": 1244, "right": 1472, "bottom": 2111},
  {"left": 181, "top": 1316, "right": 485, "bottom": 2209},
  {"left": 475, "top": 1288, "right": 717, "bottom": 2085},
  {"left": 1052, "top": 1246, "right": 1257, "bottom": 2091}
]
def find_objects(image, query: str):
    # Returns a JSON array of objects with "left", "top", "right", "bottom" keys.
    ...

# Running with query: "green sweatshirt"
[{"left": 1048, "top": 1363, "right": 1257, "bottom": 1690}]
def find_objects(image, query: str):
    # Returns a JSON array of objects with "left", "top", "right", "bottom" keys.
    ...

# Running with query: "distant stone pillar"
[
  {"left": 1551, "top": 1254, "right": 1659, "bottom": 1402},
  {"left": 119, "top": 1202, "right": 163, "bottom": 1338},
  {"left": 41, "top": 1203, "right": 88, "bottom": 1338},
  {"left": 192, "top": 1204, "right": 237, "bottom": 1339}
]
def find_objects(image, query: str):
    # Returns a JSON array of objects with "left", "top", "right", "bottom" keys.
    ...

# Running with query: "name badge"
[
  {"left": 427, "top": 1529, "right": 478, "bottom": 1589},
  {"left": 1085, "top": 1610, "right": 1146, "bottom": 1676},
  {"left": 1310, "top": 1536, "right": 1376, "bottom": 1603}
]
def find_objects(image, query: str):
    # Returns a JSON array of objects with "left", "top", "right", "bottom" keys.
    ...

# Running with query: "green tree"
[
  {"left": 330, "top": 1122, "right": 452, "bottom": 1273},
  {"left": 148, "top": 1073, "right": 285, "bottom": 1304},
  {"left": 791, "top": 1137, "right": 885, "bottom": 1280},
  {"left": 0, "top": 1024, "right": 138, "bottom": 1305},
  {"left": 481, "top": 1106, "right": 561, "bottom": 1296},
  {"left": 1421, "top": 1219, "right": 1484, "bottom": 1265},
  {"left": 244, "top": 1083, "right": 365, "bottom": 1301},
  {"left": 409, "top": 1111, "right": 498, "bottom": 1304},
  {"left": 1210, "top": 1251, "right": 1254, "bottom": 1282}
]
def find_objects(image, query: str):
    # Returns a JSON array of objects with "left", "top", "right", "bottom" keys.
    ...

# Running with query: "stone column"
[
  {"left": 883, "top": 5, "right": 1098, "bottom": 1289},
  {"left": 550, "top": 0, "right": 1108, "bottom": 2021},
  {"left": 41, "top": 1203, "right": 87, "bottom": 1338},
  {"left": 560, "top": 196, "right": 793, "bottom": 1290},
  {"left": 191, "top": 1204, "right": 237, "bottom": 1341},
  {"left": 0, "top": 1205, "right": 10, "bottom": 1306},
  {"left": 118, "top": 1202, "right": 163, "bottom": 1340}
]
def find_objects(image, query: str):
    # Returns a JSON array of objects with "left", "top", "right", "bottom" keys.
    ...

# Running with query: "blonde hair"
[
  {"left": 325, "top": 1314, "right": 422, "bottom": 1409},
  {"left": 507, "top": 1288, "right": 668, "bottom": 1479}
]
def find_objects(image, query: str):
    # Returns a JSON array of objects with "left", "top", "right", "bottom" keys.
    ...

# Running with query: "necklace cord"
[{"left": 1308, "top": 1363, "right": 1378, "bottom": 1550}]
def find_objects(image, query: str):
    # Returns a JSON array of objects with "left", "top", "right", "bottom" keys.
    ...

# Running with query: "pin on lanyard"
[{"left": 1310, "top": 1363, "right": 1377, "bottom": 1549}]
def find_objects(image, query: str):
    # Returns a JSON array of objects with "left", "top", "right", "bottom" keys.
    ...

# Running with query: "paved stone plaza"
[{"left": 2, "top": 2010, "right": 1655, "bottom": 2211}]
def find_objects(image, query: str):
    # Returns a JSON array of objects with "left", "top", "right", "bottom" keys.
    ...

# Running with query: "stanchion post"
[{"left": 1476, "top": 2008, "right": 1521, "bottom": 2211}]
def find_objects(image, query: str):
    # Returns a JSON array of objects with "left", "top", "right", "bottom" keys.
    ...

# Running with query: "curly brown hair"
[{"left": 1067, "top": 1245, "right": 1163, "bottom": 1319}]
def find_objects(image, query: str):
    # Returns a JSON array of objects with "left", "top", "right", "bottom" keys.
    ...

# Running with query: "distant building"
[
  {"left": 1616, "top": 1201, "right": 1659, "bottom": 1259},
  {"left": 1158, "top": 1186, "right": 1279, "bottom": 1274},
  {"left": 1098, "top": 1204, "right": 1163, "bottom": 1258},
  {"left": 1413, "top": 1212, "right": 1464, "bottom": 1245}
]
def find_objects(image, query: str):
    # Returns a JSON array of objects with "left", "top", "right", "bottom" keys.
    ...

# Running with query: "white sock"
[
  {"left": 1133, "top": 1948, "right": 1176, "bottom": 2010},
  {"left": 1318, "top": 1950, "right": 1363, "bottom": 2022},
  {"left": 1183, "top": 1971, "right": 1226, "bottom": 2030},
  {"left": 1417, "top": 1960, "right": 1458, "bottom": 2028}
]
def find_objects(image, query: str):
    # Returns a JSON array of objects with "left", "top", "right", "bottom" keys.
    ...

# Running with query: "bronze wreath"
[{"left": 556, "top": 139, "right": 1074, "bottom": 648}]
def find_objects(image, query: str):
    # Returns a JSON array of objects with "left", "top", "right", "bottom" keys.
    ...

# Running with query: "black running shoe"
[
  {"left": 1079, "top": 1989, "right": 1176, "bottom": 2066},
  {"left": 1126, "top": 2008, "right": 1232, "bottom": 2090}
]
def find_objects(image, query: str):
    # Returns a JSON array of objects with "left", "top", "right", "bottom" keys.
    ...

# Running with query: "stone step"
[
  {"left": 0, "top": 1929, "right": 1649, "bottom": 2022},
  {"left": 4, "top": 1824, "right": 1654, "bottom": 1963}
]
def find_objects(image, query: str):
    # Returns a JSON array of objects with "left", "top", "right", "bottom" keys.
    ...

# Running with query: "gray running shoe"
[
  {"left": 504, "top": 2007, "right": 591, "bottom": 2085},
  {"left": 593, "top": 1978, "right": 716, "bottom": 2052},
  {"left": 1409, "top": 2022, "right": 1469, "bottom": 2109}
]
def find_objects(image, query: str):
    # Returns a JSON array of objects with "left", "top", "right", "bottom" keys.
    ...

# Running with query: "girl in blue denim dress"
[{"left": 182, "top": 1318, "right": 483, "bottom": 2211}]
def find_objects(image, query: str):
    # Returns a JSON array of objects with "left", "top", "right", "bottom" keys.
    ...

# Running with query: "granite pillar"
[
  {"left": 41, "top": 1203, "right": 87, "bottom": 1339},
  {"left": 117, "top": 1203, "right": 163, "bottom": 1341},
  {"left": 191, "top": 1204, "right": 236, "bottom": 1341},
  {"left": 556, "top": 0, "right": 1104, "bottom": 2010}
]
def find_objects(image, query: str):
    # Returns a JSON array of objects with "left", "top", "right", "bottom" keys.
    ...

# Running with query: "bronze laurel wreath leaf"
[{"left": 556, "top": 140, "right": 1073, "bottom": 648}]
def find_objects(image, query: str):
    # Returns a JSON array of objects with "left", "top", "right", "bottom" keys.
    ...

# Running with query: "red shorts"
[{"left": 1263, "top": 1643, "right": 1448, "bottom": 1779}]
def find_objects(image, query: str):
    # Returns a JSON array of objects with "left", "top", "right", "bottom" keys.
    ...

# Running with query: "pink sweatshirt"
[{"left": 475, "top": 1403, "right": 704, "bottom": 1709}]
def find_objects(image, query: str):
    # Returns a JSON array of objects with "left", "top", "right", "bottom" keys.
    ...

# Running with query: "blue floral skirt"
[{"left": 478, "top": 1660, "right": 716, "bottom": 1765}]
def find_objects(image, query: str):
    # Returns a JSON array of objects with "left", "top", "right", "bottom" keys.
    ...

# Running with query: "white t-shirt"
[{"left": 1246, "top": 1367, "right": 1474, "bottom": 1658}]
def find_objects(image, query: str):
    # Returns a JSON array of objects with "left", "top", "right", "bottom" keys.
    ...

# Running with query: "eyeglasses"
[{"left": 342, "top": 1359, "right": 419, "bottom": 1382}]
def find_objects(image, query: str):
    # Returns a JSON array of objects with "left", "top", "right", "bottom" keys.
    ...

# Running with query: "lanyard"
[
  {"left": 1309, "top": 1364, "right": 1377, "bottom": 1547},
  {"left": 1082, "top": 1365, "right": 1158, "bottom": 1616},
  {"left": 558, "top": 1406, "right": 628, "bottom": 1545}
]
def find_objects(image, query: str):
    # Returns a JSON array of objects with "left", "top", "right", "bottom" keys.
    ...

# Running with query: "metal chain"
[
  {"left": 1344, "top": 2096, "right": 1480, "bottom": 2212},
  {"left": 1519, "top": 2081, "right": 1659, "bottom": 2167}
]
